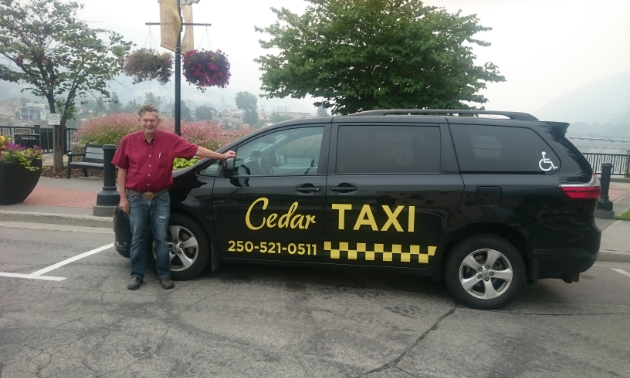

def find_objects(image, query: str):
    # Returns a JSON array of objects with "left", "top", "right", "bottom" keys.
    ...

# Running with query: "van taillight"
[{"left": 559, "top": 174, "right": 601, "bottom": 200}]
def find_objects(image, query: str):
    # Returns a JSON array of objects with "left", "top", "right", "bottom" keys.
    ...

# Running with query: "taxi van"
[{"left": 132, "top": 109, "right": 602, "bottom": 309}]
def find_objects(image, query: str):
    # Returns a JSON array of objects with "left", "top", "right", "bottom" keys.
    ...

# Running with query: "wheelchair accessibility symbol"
[{"left": 539, "top": 151, "right": 558, "bottom": 171}]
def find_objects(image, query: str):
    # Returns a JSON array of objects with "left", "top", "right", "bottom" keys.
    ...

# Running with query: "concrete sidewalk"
[{"left": 1, "top": 171, "right": 630, "bottom": 262}]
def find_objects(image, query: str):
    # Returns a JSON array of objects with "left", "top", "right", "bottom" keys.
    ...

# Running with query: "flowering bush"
[
  {"left": 0, "top": 135, "right": 44, "bottom": 171},
  {"left": 122, "top": 49, "right": 173, "bottom": 85},
  {"left": 74, "top": 113, "right": 140, "bottom": 145},
  {"left": 74, "top": 114, "right": 257, "bottom": 169},
  {"left": 182, "top": 49, "right": 231, "bottom": 92}
]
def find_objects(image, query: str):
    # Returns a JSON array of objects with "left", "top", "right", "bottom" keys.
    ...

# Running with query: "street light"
[{"left": 151, "top": 0, "right": 208, "bottom": 136}]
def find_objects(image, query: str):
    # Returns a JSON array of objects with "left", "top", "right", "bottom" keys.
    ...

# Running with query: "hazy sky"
[{"left": 78, "top": 0, "right": 630, "bottom": 115}]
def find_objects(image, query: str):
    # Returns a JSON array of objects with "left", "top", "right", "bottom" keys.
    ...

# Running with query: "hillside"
[{"left": 535, "top": 72, "right": 630, "bottom": 138}]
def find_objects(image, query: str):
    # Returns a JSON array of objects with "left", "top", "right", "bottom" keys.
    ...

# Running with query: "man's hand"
[
  {"left": 119, "top": 196, "right": 130, "bottom": 213},
  {"left": 222, "top": 150, "right": 236, "bottom": 160}
]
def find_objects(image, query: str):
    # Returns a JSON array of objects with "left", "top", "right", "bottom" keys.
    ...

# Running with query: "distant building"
[{"left": 18, "top": 106, "right": 48, "bottom": 122}]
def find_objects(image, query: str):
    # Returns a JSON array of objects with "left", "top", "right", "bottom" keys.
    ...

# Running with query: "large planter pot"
[{"left": 0, "top": 160, "right": 42, "bottom": 205}]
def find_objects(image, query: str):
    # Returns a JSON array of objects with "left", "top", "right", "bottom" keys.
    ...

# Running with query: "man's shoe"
[
  {"left": 127, "top": 277, "right": 143, "bottom": 290},
  {"left": 159, "top": 278, "right": 174, "bottom": 290}
]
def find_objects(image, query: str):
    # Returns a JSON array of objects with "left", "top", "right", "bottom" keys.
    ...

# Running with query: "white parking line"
[
  {"left": 0, "top": 242, "right": 114, "bottom": 281},
  {"left": 611, "top": 268, "right": 630, "bottom": 278},
  {"left": 0, "top": 272, "right": 66, "bottom": 281}
]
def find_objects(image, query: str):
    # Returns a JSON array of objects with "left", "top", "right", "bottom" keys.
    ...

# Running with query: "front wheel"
[
  {"left": 444, "top": 235, "right": 525, "bottom": 310},
  {"left": 147, "top": 213, "right": 210, "bottom": 280}
]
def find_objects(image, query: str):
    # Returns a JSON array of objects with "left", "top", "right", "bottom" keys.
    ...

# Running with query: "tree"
[
  {"left": 109, "top": 92, "right": 122, "bottom": 114},
  {"left": 271, "top": 112, "right": 293, "bottom": 123},
  {"left": 86, "top": 95, "right": 106, "bottom": 115},
  {"left": 0, "top": 0, "right": 132, "bottom": 171},
  {"left": 123, "top": 99, "right": 140, "bottom": 114},
  {"left": 144, "top": 92, "right": 163, "bottom": 110},
  {"left": 316, "top": 107, "right": 329, "bottom": 117},
  {"left": 167, "top": 100, "right": 192, "bottom": 121},
  {"left": 256, "top": 0, "right": 505, "bottom": 115},
  {"left": 195, "top": 105, "right": 214, "bottom": 121},
  {"left": 181, "top": 100, "right": 192, "bottom": 121},
  {"left": 235, "top": 91, "right": 259, "bottom": 125}
]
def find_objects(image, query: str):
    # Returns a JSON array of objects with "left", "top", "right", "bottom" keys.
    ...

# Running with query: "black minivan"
[{"left": 117, "top": 109, "right": 601, "bottom": 309}]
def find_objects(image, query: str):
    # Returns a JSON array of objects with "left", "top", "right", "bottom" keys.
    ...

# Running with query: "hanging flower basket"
[
  {"left": 122, "top": 48, "right": 173, "bottom": 85},
  {"left": 182, "top": 49, "right": 231, "bottom": 92}
]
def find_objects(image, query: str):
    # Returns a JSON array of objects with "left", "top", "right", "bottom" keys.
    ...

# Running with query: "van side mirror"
[{"left": 222, "top": 157, "right": 235, "bottom": 177}]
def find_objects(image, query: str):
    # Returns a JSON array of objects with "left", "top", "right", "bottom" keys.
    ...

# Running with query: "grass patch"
[{"left": 615, "top": 208, "right": 630, "bottom": 221}]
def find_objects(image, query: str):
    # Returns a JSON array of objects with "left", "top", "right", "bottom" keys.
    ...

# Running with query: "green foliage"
[
  {"left": 173, "top": 157, "right": 200, "bottom": 170},
  {"left": 0, "top": 0, "right": 133, "bottom": 170},
  {"left": 144, "top": 92, "right": 163, "bottom": 110},
  {"left": 165, "top": 100, "right": 192, "bottom": 121},
  {"left": 0, "top": 135, "right": 43, "bottom": 171},
  {"left": 235, "top": 91, "right": 259, "bottom": 125},
  {"left": 123, "top": 99, "right": 140, "bottom": 114},
  {"left": 180, "top": 100, "right": 192, "bottom": 121},
  {"left": 256, "top": 0, "right": 505, "bottom": 115},
  {"left": 276, "top": 134, "right": 321, "bottom": 159},
  {"left": 271, "top": 113, "right": 293, "bottom": 123},
  {"left": 109, "top": 92, "right": 122, "bottom": 113},
  {"left": 195, "top": 105, "right": 214, "bottom": 121},
  {"left": 316, "top": 107, "right": 329, "bottom": 117},
  {"left": 74, "top": 113, "right": 140, "bottom": 145},
  {"left": 615, "top": 208, "right": 630, "bottom": 222}
]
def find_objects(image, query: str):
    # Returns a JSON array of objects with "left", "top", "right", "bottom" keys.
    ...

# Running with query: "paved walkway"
[{"left": 24, "top": 185, "right": 97, "bottom": 209}]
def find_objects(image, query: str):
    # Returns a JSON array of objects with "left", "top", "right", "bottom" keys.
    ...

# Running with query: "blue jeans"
[{"left": 127, "top": 191, "right": 171, "bottom": 280}]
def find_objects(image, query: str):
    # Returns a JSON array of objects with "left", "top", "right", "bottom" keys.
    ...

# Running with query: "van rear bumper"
[
  {"left": 525, "top": 220, "right": 600, "bottom": 279},
  {"left": 534, "top": 249, "right": 598, "bottom": 279}
]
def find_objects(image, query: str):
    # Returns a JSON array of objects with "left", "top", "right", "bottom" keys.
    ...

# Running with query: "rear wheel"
[
  {"left": 444, "top": 234, "right": 525, "bottom": 310},
  {"left": 147, "top": 213, "right": 210, "bottom": 280}
]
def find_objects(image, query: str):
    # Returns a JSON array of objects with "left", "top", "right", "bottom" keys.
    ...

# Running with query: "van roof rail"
[{"left": 349, "top": 109, "right": 539, "bottom": 121}]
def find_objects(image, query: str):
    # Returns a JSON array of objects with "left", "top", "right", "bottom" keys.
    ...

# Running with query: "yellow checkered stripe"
[{"left": 324, "top": 242, "right": 437, "bottom": 264}]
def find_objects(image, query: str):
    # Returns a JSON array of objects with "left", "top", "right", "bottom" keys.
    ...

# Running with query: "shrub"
[
  {"left": 74, "top": 113, "right": 140, "bottom": 145},
  {"left": 74, "top": 114, "right": 258, "bottom": 169}
]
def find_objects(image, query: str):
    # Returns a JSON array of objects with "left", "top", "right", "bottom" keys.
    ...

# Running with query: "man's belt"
[{"left": 127, "top": 188, "right": 168, "bottom": 200}]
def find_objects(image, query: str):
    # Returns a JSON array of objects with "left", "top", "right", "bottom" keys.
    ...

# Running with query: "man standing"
[{"left": 112, "top": 104, "right": 235, "bottom": 290}]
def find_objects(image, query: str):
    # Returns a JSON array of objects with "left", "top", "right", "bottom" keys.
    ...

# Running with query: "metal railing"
[
  {"left": 582, "top": 153, "right": 629, "bottom": 175},
  {"left": 0, "top": 126, "right": 76, "bottom": 153}
]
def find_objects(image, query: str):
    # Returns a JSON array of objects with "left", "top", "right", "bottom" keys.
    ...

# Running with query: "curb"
[
  {"left": 0, "top": 210, "right": 112, "bottom": 228},
  {"left": 597, "top": 250, "right": 630, "bottom": 263}
]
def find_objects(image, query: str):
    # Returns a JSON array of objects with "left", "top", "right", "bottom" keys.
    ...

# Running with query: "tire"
[
  {"left": 444, "top": 234, "right": 525, "bottom": 310},
  {"left": 146, "top": 213, "right": 210, "bottom": 280}
]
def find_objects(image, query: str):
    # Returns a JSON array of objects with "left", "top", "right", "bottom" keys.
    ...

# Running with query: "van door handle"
[
  {"left": 330, "top": 184, "right": 357, "bottom": 193},
  {"left": 296, "top": 184, "right": 321, "bottom": 194}
]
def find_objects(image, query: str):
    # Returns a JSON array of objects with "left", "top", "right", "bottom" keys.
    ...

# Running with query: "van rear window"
[{"left": 450, "top": 124, "right": 560, "bottom": 173}]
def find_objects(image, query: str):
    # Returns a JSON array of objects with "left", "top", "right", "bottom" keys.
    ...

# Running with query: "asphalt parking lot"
[{"left": 0, "top": 222, "right": 629, "bottom": 378}]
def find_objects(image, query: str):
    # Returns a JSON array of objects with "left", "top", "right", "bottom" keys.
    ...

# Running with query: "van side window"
[
  {"left": 450, "top": 124, "right": 560, "bottom": 173},
  {"left": 336, "top": 126, "right": 440, "bottom": 174},
  {"left": 234, "top": 127, "right": 325, "bottom": 177}
]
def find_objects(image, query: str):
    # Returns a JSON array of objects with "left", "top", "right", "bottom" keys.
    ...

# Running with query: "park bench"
[{"left": 65, "top": 143, "right": 105, "bottom": 179}]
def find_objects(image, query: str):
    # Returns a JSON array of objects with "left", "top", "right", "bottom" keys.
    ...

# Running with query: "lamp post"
[{"left": 149, "top": 0, "right": 207, "bottom": 136}]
